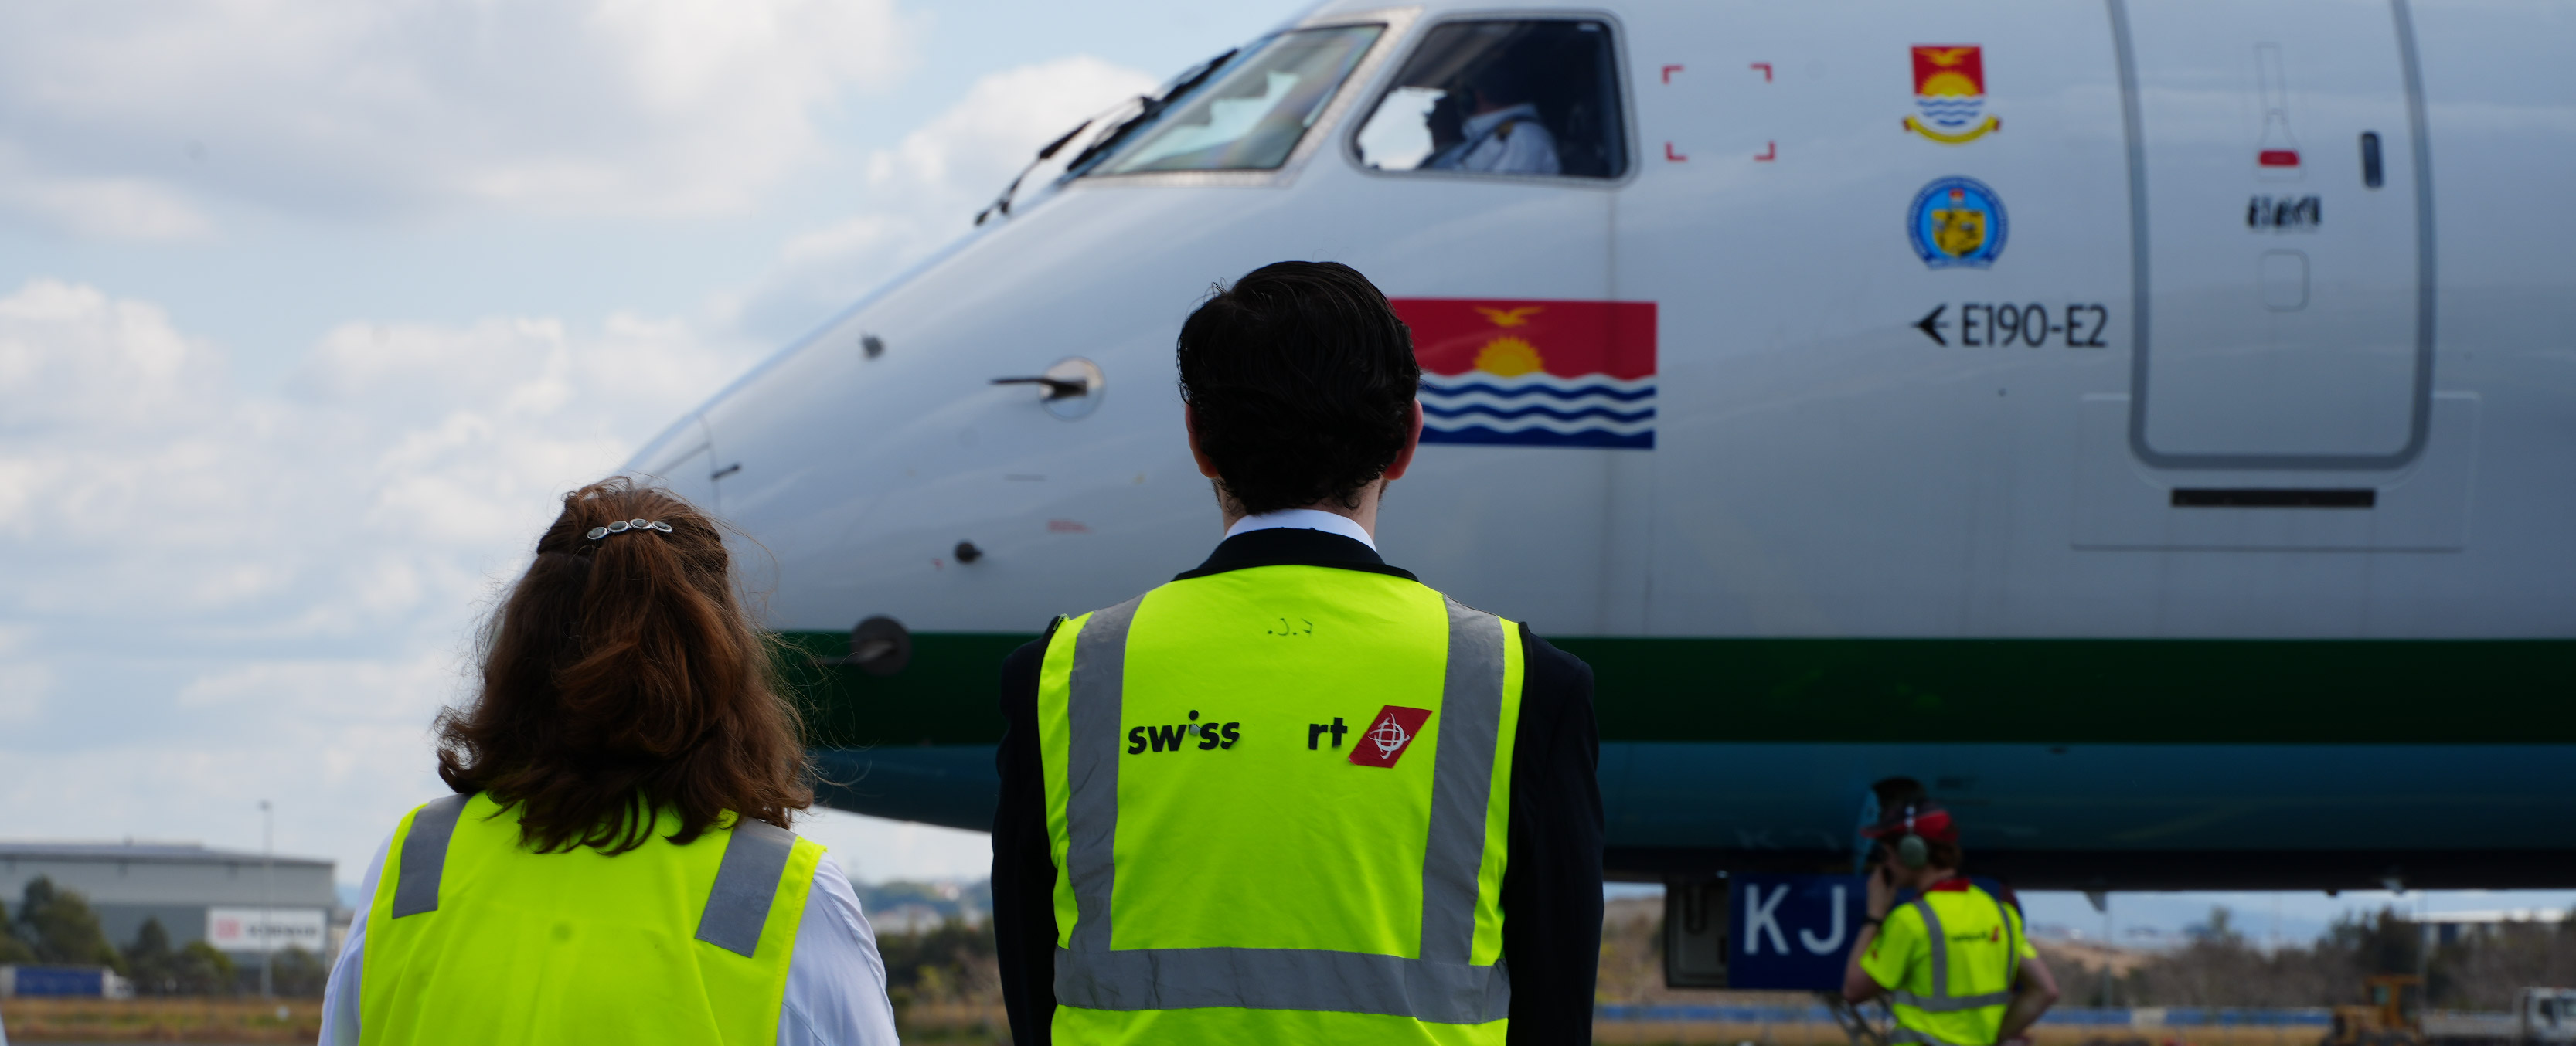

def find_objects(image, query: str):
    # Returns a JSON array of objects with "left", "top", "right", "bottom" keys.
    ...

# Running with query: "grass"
[
  {"left": 900, "top": 1000, "right": 1011, "bottom": 1044},
  {"left": 1594, "top": 1022, "right": 2330, "bottom": 1046},
  {"left": 0, "top": 998, "right": 321, "bottom": 1042},
  {"left": 1, "top": 999, "right": 2340, "bottom": 1046}
]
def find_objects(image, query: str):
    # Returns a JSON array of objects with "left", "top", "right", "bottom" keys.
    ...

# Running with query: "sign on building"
[{"left": 205, "top": 908, "right": 326, "bottom": 954}]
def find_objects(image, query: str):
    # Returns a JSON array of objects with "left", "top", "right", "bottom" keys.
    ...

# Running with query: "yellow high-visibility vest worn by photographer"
[
  {"left": 317, "top": 479, "right": 898, "bottom": 1046},
  {"left": 1036, "top": 562, "right": 1521, "bottom": 1044},
  {"left": 358, "top": 793, "right": 824, "bottom": 1045}
]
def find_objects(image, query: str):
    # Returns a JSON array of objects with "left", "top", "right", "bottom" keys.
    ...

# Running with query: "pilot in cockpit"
[{"left": 1425, "top": 66, "right": 1562, "bottom": 176}]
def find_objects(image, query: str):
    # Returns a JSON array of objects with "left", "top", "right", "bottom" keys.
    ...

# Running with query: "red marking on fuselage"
[
  {"left": 1662, "top": 63, "right": 1684, "bottom": 84},
  {"left": 1754, "top": 141, "right": 1776, "bottom": 161},
  {"left": 1390, "top": 298, "right": 1659, "bottom": 382},
  {"left": 1751, "top": 62, "right": 1772, "bottom": 82},
  {"left": 2259, "top": 149, "right": 2301, "bottom": 166},
  {"left": 1666, "top": 141, "right": 1687, "bottom": 162}
]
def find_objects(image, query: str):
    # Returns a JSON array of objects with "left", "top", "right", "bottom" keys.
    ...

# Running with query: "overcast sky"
[
  {"left": 0, "top": 0, "right": 1302, "bottom": 891},
  {"left": 2, "top": 1, "right": 2567, "bottom": 939}
]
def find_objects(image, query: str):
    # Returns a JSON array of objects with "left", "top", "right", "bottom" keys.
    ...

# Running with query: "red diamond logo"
[{"left": 1349, "top": 705, "right": 1433, "bottom": 768}]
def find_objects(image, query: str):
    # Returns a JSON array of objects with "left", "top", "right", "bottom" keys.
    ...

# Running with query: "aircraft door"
[{"left": 2119, "top": 0, "right": 2430, "bottom": 467}]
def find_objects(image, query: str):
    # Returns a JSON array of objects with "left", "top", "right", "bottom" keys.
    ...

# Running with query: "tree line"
[
  {"left": 2044, "top": 905, "right": 2576, "bottom": 1010},
  {"left": 0, "top": 875, "right": 327, "bottom": 996},
  {"left": 876, "top": 915, "right": 999, "bottom": 1010}
]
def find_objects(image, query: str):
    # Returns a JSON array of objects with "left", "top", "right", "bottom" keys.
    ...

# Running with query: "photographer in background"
[{"left": 1842, "top": 784, "right": 2060, "bottom": 1046}]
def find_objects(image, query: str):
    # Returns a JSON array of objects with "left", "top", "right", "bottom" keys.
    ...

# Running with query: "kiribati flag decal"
[{"left": 1393, "top": 298, "right": 1657, "bottom": 450}]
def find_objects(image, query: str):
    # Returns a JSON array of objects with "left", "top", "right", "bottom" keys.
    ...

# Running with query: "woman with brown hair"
[{"left": 318, "top": 478, "right": 899, "bottom": 1045}]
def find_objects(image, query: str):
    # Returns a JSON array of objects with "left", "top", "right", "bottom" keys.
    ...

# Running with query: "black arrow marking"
[{"left": 1915, "top": 304, "right": 1949, "bottom": 346}]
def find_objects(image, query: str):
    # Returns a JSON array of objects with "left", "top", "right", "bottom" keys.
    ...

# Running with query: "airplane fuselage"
[{"left": 629, "top": 0, "right": 2576, "bottom": 888}]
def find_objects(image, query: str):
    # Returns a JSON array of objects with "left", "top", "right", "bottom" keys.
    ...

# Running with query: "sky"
[
  {"left": 0, "top": 0, "right": 2564, "bottom": 942},
  {"left": 1599, "top": 884, "right": 2576, "bottom": 951},
  {"left": 0, "top": 0, "right": 1302, "bottom": 893}
]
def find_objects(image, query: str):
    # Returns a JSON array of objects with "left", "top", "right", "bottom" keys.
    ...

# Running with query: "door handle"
[
  {"left": 993, "top": 357, "right": 1106, "bottom": 419},
  {"left": 991, "top": 375, "right": 1091, "bottom": 401}
]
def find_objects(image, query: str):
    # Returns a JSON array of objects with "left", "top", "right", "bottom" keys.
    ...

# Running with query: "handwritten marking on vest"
[
  {"left": 1126, "top": 709, "right": 1241, "bottom": 754},
  {"left": 1266, "top": 616, "right": 1315, "bottom": 637}
]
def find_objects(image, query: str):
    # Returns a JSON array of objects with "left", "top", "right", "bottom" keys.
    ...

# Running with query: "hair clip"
[{"left": 586, "top": 518, "right": 675, "bottom": 540}]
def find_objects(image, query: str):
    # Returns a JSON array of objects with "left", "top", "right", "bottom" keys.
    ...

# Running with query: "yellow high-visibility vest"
[
  {"left": 1860, "top": 881, "right": 2033, "bottom": 1046},
  {"left": 358, "top": 792, "right": 822, "bottom": 1045},
  {"left": 1038, "top": 563, "right": 1524, "bottom": 1044}
]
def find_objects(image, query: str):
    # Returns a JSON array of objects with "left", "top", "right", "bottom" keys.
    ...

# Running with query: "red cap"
[{"left": 1860, "top": 803, "right": 1958, "bottom": 843}]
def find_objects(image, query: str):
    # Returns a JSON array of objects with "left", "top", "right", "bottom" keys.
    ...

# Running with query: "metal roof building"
[{"left": 0, "top": 841, "right": 335, "bottom": 959}]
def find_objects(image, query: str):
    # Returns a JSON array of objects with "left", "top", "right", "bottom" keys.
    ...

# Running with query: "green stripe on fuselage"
[
  {"left": 778, "top": 630, "right": 1025, "bottom": 749},
  {"left": 778, "top": 631, "right": 2574, "bottom": 748}
]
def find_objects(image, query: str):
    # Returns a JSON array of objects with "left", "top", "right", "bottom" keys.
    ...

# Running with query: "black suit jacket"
[{"left": 989, "top": 527, "right": 1604, "bottom": 1044}]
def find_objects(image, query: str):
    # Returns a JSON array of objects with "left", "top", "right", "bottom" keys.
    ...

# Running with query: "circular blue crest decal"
[{"left": 1908, "top": 176, "right": 2008, "bottom": 268}]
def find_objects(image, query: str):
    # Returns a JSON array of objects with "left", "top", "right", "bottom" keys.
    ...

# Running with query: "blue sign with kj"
[{"left": 1727, "top": 874, "right": 1870, "bottom": 990}]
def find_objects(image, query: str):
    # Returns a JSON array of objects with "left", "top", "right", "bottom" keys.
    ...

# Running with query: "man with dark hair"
[
  {"left": 992, "top": 260, "right": 1603, "bottom": 1045},
  {"left": 1843, "top": 784, "right": 2061, "bottom": 1046}
]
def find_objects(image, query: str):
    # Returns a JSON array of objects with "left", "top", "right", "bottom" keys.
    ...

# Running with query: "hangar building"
[{"left": 0, "top": 841, "right": 336, "bottom": 959}]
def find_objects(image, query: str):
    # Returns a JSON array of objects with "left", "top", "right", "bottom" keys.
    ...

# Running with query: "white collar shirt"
[{"left": 1223, "top": 508, "right": 1378, "bottom": 551}]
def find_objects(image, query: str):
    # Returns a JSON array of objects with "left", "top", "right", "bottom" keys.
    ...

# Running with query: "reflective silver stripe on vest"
[
  {"left": 1890, "top": 894, "right": 2013, "bottom": 1013},
  {"left": 1419, "top": 599, "right": 1506, "bottom": 966},
  {"left": 390, "top": 794, "right": 469, "bottom": 919},
  {"left": 696, "top": 817, "right": 798, "bottom": 958},
  {"left": 1063, "top": 596, "right": 1144, "bottom": 955},
  {"left": 1054, "top": 946, "right": 1508, "bottom": 1023},
  {"left": 1891, "top": 989, "right": 2015, "bottom": 1013},
  {"left": 1051, "top": 596, "right": 1513, "bottom": 1024}
]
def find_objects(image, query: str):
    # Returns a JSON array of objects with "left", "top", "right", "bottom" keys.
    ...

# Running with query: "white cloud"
[
  {"left": 0, "top": 276, "right": 763, "bottom": 874},
  {"left": 0, "top": 280, "right": 219, "bottom": 435},
  {"left": 0, "top": 161, "right": 215, "bottom": 242},
  {"left": 0, "top": 0, "right": 915, "bottom": 235},
  {"left": 0, "top": 39, "right": 1150, "bottom": 888},
  {"left": 729, "top": 55, "right": 1159, "bottom": 337},
  {"left": 0, "top": 659, "right": 51, "bottom": 725}
]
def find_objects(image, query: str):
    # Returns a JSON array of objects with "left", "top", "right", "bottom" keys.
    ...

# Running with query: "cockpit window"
[
  {"left": 1352, "top": 19, "right": 1628, "bottom": 178},
  {"left": 1094, "top": 25, "right": 1383, "bottom": 175}
]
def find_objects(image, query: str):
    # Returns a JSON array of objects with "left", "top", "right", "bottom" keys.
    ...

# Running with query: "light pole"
[
  {"left": 2085, "top": 890, "right": 2114, "bottom": 1008},
  {"left": 259, "top": 800, "right": 273, "bottom": 999}
]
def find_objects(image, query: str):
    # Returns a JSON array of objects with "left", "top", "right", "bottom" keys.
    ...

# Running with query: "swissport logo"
[{"left": 1349, "top": 705, "right": 1433, "bottom": 768}]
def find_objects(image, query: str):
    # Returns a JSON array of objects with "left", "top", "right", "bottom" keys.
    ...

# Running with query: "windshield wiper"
[
  {"left": 1058, "top": 47, "right": 1238, "bottom": 177},
  {"left": 974, "top": 119, "right": 1094, "bottom": 226},
  {"left": 970, "top": 45, "right": 1241, "bottom": 226}
]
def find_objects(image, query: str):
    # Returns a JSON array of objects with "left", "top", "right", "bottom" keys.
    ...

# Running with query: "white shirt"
[
  {"left": 1225, "top": 508, "right": 1377, "bottom": 550},
  {"left": 318, "top": 822, "right": 900, "bottom": 1046},
  {"left": 1428, "top": 102, "right": 1561, "bottom": 175}
]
